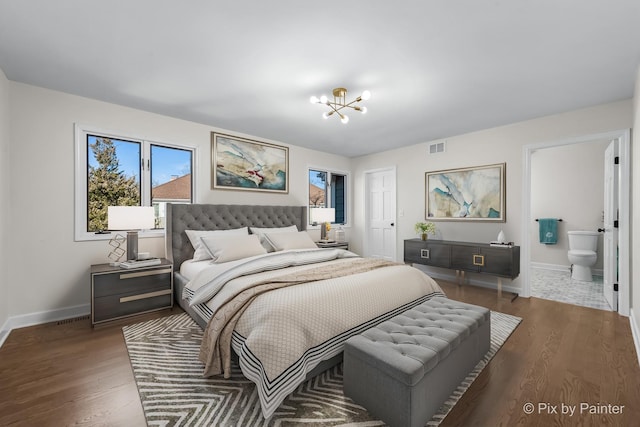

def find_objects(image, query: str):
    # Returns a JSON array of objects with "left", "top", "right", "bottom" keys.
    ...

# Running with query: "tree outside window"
[{"left": 87, "top": 136, "right": 140, "bottom": 232}]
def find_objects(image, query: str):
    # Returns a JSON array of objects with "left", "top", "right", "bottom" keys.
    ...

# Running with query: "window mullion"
[
  {"left": 326, "top": 172, "right": 332, "bottom": 208},
  {"left": 141, "top": 142, "right": 152, "bottom": 206}
]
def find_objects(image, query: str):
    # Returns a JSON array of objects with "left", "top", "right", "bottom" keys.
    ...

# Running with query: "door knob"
[
  {"left": 598, "top": 228, "right": 605, "bottom": 232},
  {"left": 390, "top": 223, "right": 395, "bottom": 226}
]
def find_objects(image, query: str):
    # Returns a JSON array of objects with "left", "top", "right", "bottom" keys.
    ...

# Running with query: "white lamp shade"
[
  {"left": 310, "top": 207, "right": 335, "bottom": 224},
  {"left": 108, "top": 206, "right": 155, "bottom": 230}
]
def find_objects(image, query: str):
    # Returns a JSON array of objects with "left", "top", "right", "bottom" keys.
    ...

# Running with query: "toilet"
[{"left": 567, "top": 231, "right": 599, "bottom": 281}]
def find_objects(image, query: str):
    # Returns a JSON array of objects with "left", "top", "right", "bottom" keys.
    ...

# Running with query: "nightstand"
[
  {"left": 316, "top": 241, "right": 349, "bottom": 250},
  {"left": 91, "top": 258, "right": 173, "bottom": 325}
]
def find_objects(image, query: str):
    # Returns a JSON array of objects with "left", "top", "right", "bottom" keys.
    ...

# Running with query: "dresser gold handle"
[{"left": 473, "top": 254, "right": 485, "bottom": 266}]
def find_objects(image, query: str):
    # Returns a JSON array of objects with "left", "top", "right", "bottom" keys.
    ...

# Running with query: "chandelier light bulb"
[
  {"left": 360, "top": 106, "right": 367, "bottom": 114},
  {"left": 322, "top": 112, "right": 330, "bottom": 119},
  {"left": 341, "top": 115, "right": 349, "bottom": 124},
  {"left": 320, "top": 95, "right": 328, "bottom": 104},
  {"left": 310, "top": 95, "right": 319, "bottom": 104},
  {"left": 361, "top": 90, "right": 371, "bottom": 101}
]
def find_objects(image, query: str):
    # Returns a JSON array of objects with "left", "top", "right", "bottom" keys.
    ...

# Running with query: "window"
[
  {"left": 75, "top": 124, "right": 195, "bottom": 241},
  {"left": 308, "top": 168, "right": 347, "bottom": 224},
  {"left": 149, "top": 144, "right": 194, "bottom": 229}
]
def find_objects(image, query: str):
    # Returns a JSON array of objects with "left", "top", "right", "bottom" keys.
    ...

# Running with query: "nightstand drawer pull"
[
  {"left": 473, "top": 254, "right": 485, "bottom": 266},
  {"left": 119, "top": 289, "right": 172, "bottom": 303},
  {"left": 420, "top": 249, "right": 430, "bottom": 259},
  {"left": 119, "top": 268, "right": 172, "bottom": 280}
]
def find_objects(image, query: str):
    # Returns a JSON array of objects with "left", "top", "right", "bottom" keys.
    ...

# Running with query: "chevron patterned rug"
[{"left": 123, "top": 310, "right": 521, "bottom": 426}]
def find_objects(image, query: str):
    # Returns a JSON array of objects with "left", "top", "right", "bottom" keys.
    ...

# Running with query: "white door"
[
  {"left": 603, "top": 140, "right": 618, "bottom": 311},
  {"left": 364, "top": 168, "right": 396, "bottom": 260}
]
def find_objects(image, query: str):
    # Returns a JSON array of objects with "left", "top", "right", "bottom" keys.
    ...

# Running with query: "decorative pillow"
[
  {"left": 264, "top": 231, "right": 318, "bottom": 251},
  {"left": 185, "top": 227, "right": 249, "bottom": 261},
  {"left": 249, "top": 225, "right": 298, "bottom": 252},
  {"left": 200, "top": 234, "right": 267, "bottom": 263}
]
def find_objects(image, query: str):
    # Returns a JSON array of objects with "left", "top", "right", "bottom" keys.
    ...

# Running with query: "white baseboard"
[
  {"left": 0, "top": 303, "right": 90, "bottom": 349},
  {"left": 630, "top": 308, "right": 640, "bottom": 367},
  {"left": 530, "top": 262, "right": 603, "bottom": 277},
  {"left": 531, "top": 262, "right": 570, "bottom": 272},
  {"left": 0, "top": 324, "right": 9, "bottom": 348}
]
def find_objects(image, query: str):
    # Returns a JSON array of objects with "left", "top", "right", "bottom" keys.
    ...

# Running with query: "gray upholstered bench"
[{"left": 343, "top": 297, "right": 490, "bottom": 427}]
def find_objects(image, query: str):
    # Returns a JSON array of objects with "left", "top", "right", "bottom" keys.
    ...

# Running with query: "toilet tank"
[{"left": 567, "top": 231, "right": 599, "bottom": 251}]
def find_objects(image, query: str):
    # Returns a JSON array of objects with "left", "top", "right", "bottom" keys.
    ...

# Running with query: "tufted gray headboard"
[{"left": 165, "top": 203, "right": 307, "bottom": 270}]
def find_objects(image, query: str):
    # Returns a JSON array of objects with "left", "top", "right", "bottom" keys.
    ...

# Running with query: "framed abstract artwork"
[
  {"left": 211, "top": 132, "right": 289, "bottom": 193},
  {"left": 425, "top": 163, "right": 505, "bottom": 222}
]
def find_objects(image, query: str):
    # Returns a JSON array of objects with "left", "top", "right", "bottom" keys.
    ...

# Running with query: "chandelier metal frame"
[{"left": 310, "top": 87, "right": 370, "bottom": 124}]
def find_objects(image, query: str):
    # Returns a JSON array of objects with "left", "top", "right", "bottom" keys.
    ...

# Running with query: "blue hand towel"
[{"left": 538, "top": 218, "right": 558, "bottom": 244}]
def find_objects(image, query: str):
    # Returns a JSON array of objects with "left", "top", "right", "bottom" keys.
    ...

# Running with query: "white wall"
[
  {"left": 6, "top": 82, "right": 350, "bottom": 320},
  {"left": 351, "top": 100, "right": 633, "bottom": 290},
  {"left": 0, "top": 67, "right": 10, "bottom": 343},
  {"left": 3, "top": 78, "right": 638, "bottom": 340},
  {"left": 632, "top": 65, "right": 640, "bottom": 362},
  {"left": 530, "top": 140, "right": 609, "bottom": 270}
]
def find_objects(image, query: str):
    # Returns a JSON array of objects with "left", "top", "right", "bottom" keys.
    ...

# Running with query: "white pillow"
[
  {"left": 200, "top": 234, "right": 267, "bottom": 263},
  {"left": 185, "top": 227, "right": 249, "bottom": 261},
  {"left": 249, "top": 225, "right": 298, "bottom": 252},
  {"left": 264, "top": 231, "right": 318, "bottom": 251}
]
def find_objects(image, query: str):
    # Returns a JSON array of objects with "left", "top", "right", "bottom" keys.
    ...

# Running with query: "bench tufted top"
[{"left": 344, "top": 297, "right": 490, "bottom": 386}]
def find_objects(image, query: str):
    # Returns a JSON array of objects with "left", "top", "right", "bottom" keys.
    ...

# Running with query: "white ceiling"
[{"left": 1, "top": 1, "right": 639, "bottom": 157}]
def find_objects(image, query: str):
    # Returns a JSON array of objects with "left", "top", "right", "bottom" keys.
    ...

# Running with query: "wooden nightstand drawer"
[
  {"left": 91, "top": 260, "right": 173, "bottom": 325},
  {"left": 93, "top": 290, "right": 172, "bottom": 323},
  {"left": 93, "top": 267, "right": 172, "bottom": 297},
  {"left": 316, "top": 241, "right": 349, "bottom": 250}
]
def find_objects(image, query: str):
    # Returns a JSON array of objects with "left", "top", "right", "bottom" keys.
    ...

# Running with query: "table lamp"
[
  {"left": 310, "top": 207, "right": 335, "bottom": 242},
  {"left": 108, "top": 206, "right": 155, "bottom": 261}
]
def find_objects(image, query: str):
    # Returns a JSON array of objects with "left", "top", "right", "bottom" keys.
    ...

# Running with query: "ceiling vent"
[{"left": 428, "top": 141, "right": 446, "bottom": 154}]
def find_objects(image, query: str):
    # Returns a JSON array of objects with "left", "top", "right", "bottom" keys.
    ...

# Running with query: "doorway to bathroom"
[{"left": 521, "top": 130, "right": 630, "bottom": 315}]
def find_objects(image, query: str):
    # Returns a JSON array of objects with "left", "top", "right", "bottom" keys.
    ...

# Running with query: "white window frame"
[
  {"left": 307, "top": 166, "right": 350, "bottom": 228},
  {"left": 74, "top": 123, "right": 197, "bottom": 241}
]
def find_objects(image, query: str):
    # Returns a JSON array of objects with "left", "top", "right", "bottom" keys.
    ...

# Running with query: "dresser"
[
  {"left": 91, "top": 259, "right": 173, "bottom": 325},
  {"left": 404, "top": 239, "right": 520, "bottom": 296}
]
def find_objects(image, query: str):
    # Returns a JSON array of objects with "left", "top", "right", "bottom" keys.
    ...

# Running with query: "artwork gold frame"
[
  {"left": 211, "top": 132, "right": 289, "bottom": 193},
  {"left": 425, "top": 163, "right": 505, "bottom": 222}
]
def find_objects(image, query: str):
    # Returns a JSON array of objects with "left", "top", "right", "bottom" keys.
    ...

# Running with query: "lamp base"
[
  {"left": 127, "top": 230, "right": 139, "bottom": 261},
  {"left": 320, "top": 223, "right": 329, "bottom": 241}
]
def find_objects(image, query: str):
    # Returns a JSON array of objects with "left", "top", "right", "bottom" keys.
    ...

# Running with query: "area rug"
[{"left": 123, "top": 311, "right": 521, "bottom": 426}]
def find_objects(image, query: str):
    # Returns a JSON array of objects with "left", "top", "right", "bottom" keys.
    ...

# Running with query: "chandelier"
[{"left": 309, "top": 87, "right": 371, "bottom": 124}]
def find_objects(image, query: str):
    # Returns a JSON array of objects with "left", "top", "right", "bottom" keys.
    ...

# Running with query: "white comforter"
[{"left": 183, "top": 248, "right": 444, "bottom": 419}]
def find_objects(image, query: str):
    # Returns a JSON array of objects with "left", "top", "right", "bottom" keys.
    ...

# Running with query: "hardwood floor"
[
  {"left": 0, "top": 282, "right": 638, "bottom": 426},
  {"left": 438, "top": 282, "right": 640, "bottom": 427},
  {"left": 0, "top": 308, "right": 183, "bottom": 427}
]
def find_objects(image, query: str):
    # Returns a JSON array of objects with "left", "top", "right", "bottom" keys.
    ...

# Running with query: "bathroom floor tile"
[{"left": 530, "top": 268, "right": 612, "bottom": 311}]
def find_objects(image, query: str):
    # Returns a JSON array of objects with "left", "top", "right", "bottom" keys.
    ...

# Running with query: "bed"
[
  {"left": 166, "top": 203, "right": 310, "bottom": 327},
  {"left": 165, "top": 203, "right": 445, "bottom": 419}
]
